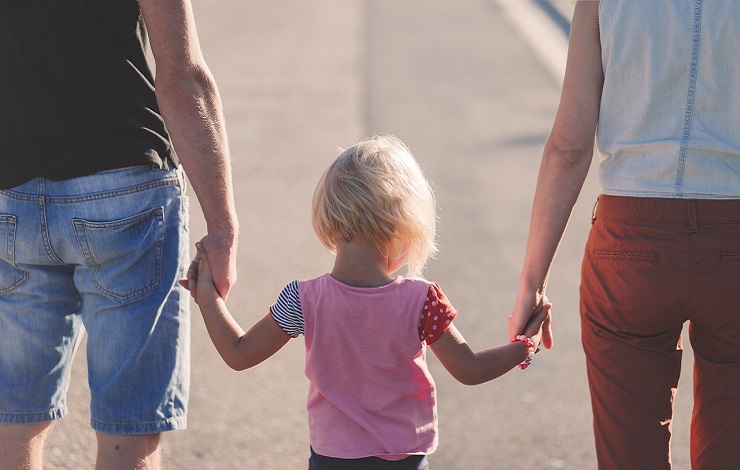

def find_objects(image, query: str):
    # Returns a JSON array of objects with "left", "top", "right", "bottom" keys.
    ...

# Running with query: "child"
[{"left": 183, "top": 135, "right": 549, "bottom": 469}]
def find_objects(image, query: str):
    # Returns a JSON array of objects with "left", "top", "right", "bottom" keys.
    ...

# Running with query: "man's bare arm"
[{"left": 140, "top": 0, "right": 238, "bottom": 297}]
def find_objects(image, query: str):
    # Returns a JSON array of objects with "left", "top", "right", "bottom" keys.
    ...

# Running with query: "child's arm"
[
  {"left": 429, "top": 306, "right": 549, "bottom": 386},
  {"left": 193, "top": 242, "right": 291, "bottom": 371}
]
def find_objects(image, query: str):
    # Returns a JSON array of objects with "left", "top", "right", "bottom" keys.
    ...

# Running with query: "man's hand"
[{"left": 199, "top": 234, "right": 237, "bottom": 299}]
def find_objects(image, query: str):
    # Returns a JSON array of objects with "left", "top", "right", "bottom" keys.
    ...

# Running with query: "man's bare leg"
[
  {"left": 95, "top": 432, "right": 161, "bottom": 470},
  {"left": 0, "top": 422, "right": 52, "bottom": 470}
]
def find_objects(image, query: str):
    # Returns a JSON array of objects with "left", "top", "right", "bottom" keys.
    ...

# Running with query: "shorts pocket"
[
  {"left": 73, "top": 207, "right": 164, "bottom": 302},
  {"left": 0, "top": 214, "right": 28, "bottom": 294}
]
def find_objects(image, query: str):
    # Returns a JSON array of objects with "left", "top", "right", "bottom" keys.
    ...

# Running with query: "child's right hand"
[{"left": 179, "top": 242, "right": 222, "bottom": 305}]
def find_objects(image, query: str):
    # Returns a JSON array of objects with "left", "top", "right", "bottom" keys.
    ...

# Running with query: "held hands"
[
  {"left": 522, "top": 299, "right": 552, "bottom": 352},
  {"left": 179, "top": 234, "right": 236, "bottom": 302},
  {"left": 509, "top": 292, "right": 553, "bottom": 351},
  {"left": 509, "top": 299, "right": 551, "bottom": 370},
  {"left": 182, "top": 234, "right": 237, "bottom": 300},
  {"left": 178, "top": 241, "right": 222, "bottom": 305}
]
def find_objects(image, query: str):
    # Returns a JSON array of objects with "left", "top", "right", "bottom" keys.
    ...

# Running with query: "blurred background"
[{"left": 44, "top": 1, "right": 694, "bottom": 468}]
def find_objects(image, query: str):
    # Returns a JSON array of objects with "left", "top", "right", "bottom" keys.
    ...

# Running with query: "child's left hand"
[{"left": 523, "top": 298, "right": 552, "bottom": 352}]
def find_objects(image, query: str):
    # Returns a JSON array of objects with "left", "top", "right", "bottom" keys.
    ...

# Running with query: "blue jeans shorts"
[{"left": 0, "top": 165, "right": 190, "bottom": 435}]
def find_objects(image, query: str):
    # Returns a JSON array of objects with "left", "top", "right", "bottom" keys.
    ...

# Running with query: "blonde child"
[{"left": 183, "top": 135, "right": 549, "bottom": 469}]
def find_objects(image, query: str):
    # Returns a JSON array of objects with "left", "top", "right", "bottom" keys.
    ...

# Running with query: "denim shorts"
[{"left": 0, "top": 165, "right": 190, "bottom": 435}]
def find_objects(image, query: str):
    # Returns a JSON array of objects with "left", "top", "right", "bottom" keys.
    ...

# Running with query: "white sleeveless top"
[{"left": 596, "top": 0, "right": 740, "bottom": 199}]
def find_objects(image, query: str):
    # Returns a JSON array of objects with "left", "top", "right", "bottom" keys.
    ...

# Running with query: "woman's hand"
[
  {"left": 523, "top": 297, "right": 552, "bottom": 352},
  {"left": 509, "top": 292, "right": 553, "bottom": 349}
]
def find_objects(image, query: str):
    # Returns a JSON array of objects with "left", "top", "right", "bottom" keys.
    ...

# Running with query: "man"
[{"left": 0, "top": 0, "right": 238, "bottom": 468}]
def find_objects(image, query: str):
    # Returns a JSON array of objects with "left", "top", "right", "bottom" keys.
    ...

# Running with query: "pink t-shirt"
[
  {"left": 271, "top": 278, "right": 456, "bottom": 345},
  {"left": 271, "top": 275, "right": 457, "bottom": 460}
]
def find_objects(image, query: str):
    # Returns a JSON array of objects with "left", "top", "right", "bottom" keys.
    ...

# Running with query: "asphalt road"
[{"left": 43, "top": 1, "right": 694, "bottom": 468}]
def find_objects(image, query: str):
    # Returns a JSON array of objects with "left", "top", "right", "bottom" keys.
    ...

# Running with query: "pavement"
[{"left": 43, "top": 1, "right": 694, "bottom": 468}]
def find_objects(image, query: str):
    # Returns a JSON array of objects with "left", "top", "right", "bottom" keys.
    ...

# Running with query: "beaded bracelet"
[{"left": 511, "top": 335, "right": 536, "bottom": 370}]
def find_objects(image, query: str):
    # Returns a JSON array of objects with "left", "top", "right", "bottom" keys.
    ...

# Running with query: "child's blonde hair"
[{"left": 312, "top": 135, "right": 438, "bottom": 278}]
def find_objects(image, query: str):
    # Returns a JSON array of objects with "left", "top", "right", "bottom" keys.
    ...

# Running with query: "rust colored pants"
[{"left": 580, "top": 195, "right": 740, "bottom": 470}]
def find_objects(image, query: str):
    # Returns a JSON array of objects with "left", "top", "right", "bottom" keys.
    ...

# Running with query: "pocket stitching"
[
  {"left": 0, "top": 215, "right": 29, "bottom": 294},
  {"left": 72, "top": 207, "right": 164, "bottom": 302},
  {"left": 718, "top": 251, "right": 740, "bottom": 261},
  {"left": 592, "top": 250, "right": 661, "bottom": 261}
]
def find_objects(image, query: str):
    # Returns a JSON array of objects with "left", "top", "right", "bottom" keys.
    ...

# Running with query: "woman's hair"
[{"left": 312, "top": 135, "right": 438, "bottom": 278}]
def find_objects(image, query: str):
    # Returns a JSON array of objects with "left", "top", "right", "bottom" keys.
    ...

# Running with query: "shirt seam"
[{"left": 675, "top": 0, "right": 703, "bottom": 196}]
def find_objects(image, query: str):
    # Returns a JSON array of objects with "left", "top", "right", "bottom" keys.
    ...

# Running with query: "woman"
[{"left": 508, "top": 2, "right": 740, "bottom": 469}]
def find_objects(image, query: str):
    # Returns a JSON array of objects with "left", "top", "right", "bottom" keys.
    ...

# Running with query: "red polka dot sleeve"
[{"left": 419, "top": 282, "right": 457, "bottom": 345}]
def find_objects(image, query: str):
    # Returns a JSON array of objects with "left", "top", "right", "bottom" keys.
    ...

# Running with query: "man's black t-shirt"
[{"left": 0, "top": 0, "right": 175, "bottom": 189}]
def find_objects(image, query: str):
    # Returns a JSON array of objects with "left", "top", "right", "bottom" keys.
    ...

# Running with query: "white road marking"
[{"left": 495, "top": 0, "right": 571, "bottom": 86}]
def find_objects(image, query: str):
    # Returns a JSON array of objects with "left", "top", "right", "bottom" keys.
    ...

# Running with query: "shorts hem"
[
  {"left": 91, "top": 415, "right": 187, "bottom": 435},
  {"left": 0, "top": 406, "right": 66, "bottom": 425}
]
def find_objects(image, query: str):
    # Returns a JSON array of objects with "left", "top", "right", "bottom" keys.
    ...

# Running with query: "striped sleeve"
[{"left": 270, "top": 280, "right": 304, "bottom": 337}]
